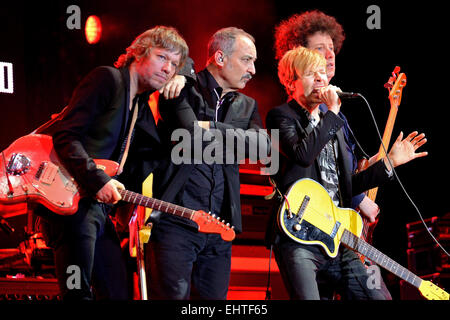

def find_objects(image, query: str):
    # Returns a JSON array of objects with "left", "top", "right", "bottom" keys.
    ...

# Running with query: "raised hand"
[{"left": 385, "top": 131, "right": 428, "bottom": 169}]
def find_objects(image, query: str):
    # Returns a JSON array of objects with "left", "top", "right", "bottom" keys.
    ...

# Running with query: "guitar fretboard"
[
  {"left": 341, "top": 229, "right": 422, "bottom": 289},
  {"left": 119, "top": 189, "right": 195, "bottom": 220}
]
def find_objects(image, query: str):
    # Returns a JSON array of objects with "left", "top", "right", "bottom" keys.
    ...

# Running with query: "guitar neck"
[
  {"left": 366, "top": 99, "right": 399, "bottom": 201},
  {"left": 119, "top": 189, "right": 196, "bottom": 221},
  {"left": 341, "top": 229, "right": 422, "bottom": 289},
  {"left": 378, "top": 98, "right": 399, "bottom": 159}
]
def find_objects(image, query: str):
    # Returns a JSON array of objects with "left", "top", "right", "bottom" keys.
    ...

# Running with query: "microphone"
[{"left": 337, "top": 91, "right": 359, "bottom": 99}]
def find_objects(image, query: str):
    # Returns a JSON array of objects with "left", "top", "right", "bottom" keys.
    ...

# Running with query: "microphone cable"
[{"left": 356, "top": 92, "right": 449, "bottom": 258}]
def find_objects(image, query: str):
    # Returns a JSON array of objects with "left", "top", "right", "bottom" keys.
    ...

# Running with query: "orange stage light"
[{"left": 85, "top": 15, "right": 102, "bottom": 44}]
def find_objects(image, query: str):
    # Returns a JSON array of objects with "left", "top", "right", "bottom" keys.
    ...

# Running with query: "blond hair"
[
  {"left": 278, "top": 46, "right": 326, "bottom": 96},
  {"left": 114, "top": 26, "right": 188, "bottom": 70}
]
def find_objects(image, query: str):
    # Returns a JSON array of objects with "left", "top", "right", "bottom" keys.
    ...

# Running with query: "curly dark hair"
[{"left": 274, "top": 10, "right": 345, "bottom": 60}]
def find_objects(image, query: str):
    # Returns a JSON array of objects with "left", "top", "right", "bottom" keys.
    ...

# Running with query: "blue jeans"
[
  {"left": 37, "top": 198, "right": 128, "bottom": 300},
  {"left": 274, "top": 237, "right": 387, "bottom": 300},
  {"left": 146, "top": 217, "right": 232, "bottom": 300}
]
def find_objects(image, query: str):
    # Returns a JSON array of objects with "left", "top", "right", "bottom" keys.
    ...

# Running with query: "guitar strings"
[
  {"left": 356, "top": 93, "right": 449, "bottom": 258},
  {"left": 122, "top": 190, "right": 233, "bottom": 228},
  {"left": 286, "top": 195, "right": 339, "bottom": 232}
]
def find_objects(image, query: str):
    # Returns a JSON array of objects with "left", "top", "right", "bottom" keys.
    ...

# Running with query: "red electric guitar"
[{"left": 0, "top": 134, "right": 235, "bottom": 241}]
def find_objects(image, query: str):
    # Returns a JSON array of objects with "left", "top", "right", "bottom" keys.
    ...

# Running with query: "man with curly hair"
[{"left": 274, "top": 10, "right": 345, "bottom": 80}]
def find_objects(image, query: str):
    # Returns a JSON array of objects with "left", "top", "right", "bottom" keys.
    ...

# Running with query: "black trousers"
[
  {"left": 37, "top": 198, "right": 128, "bottom": 300},
  {"left": 146, "top": 218, "right": 232, "bottom": 300},
  {"left": 274, "top": 236, "right": 388, "bottom": 300}
]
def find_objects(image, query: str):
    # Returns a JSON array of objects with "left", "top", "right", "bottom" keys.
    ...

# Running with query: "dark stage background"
[{"left": 1, "top": 0, "right": 448, "bottom": 298}]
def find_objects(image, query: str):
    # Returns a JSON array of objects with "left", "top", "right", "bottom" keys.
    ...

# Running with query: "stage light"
[{"left": 85, "top": 15, "right": 102, "bottom": 44}]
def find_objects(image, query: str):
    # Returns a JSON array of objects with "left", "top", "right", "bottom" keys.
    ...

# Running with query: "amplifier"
[
  {"left": 407, "top": 244, "right": 449, "bottom": 276},
  {"left": 406, "top": 214, "right": 450, "bottom": 249},
  {"left": 0, "top": 277, "right": 60, "bottom": 300},
  {"left": 238, "top": 196, "right": 276, "bottom": 242}
]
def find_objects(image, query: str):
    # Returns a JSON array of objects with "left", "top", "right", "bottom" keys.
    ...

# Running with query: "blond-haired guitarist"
[{"left": 266, "top": 46, "right": 427, "bottom": 299}]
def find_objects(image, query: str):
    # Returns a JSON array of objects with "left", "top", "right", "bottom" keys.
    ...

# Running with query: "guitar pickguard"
[
  {"left": 278, "top": 178, "right": 362, "bottom": 258},
  {"left": 0, "top": 134, "right": 80, "bottom": 214},
  {"left": 281, "top": 211, "right": 337, "bottom": 254}
]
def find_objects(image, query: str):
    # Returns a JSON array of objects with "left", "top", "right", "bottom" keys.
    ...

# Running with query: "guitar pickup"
[
  {"left": 37, "top": 161, "right": 59, "bottom": 185},
  {"left": 296, "top": 195, "right": 310, "bottom": 220},
  {"left": 330, "top": 221, "right": 341, "bottom": 239}
]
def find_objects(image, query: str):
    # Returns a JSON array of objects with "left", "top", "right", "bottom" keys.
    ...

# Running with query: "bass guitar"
[
  {"left": 358, "top": 66, "right": 406, "bottom": 248},
  {"left": 278, "top": 178, "right": 449, "bottom": 300},
  {"left": 0, "top": 134, "right": 235, "bottom": 241}
]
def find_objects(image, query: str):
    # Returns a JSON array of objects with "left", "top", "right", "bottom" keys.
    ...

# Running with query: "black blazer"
[
  {"left": 153, "top": 69, "right": 270, "bottom": 233},
  {"left": 265, "top": 99, "right": 392, "bottom": 243},
  {"left": 267, "top": 99, "right": 392, "bottom": 204},
  {"left": 43, "top": 66, "right": 159, "bottom": 197},
  {"left": 120, "top": 57, "right": 198, "bottom": 194}
]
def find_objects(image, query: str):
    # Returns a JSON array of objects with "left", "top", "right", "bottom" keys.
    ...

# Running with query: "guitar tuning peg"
[
  {"left": 384, "top": 81, "right": 393, "bottom": 90},
  {"left": 226, "top": 223, "right": 230, "bottom": 227}
]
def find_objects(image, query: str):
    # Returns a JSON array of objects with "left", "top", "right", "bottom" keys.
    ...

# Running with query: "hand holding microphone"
[
  {"left": 318, "top": 85, "right": 342, "bottom": 114},
  {"left": 318, "top": 85, "right": 360, "bottom": 114}
]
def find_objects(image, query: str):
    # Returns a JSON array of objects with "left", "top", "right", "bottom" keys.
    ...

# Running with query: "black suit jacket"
[
  {"left": 265, "top": 99, "right": 392, "bottom": 244},
  {"left": 120, "top": 57, "right": 197, "bottom": 194},
  {"left": 153, "top": 69, "right": 270, "bottom": 233},
  {"left": 43, "top": 66, "right": 160, "bottom": 197}
]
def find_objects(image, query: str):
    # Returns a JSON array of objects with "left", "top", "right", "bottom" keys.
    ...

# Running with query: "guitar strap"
[
  {"left": 117, "top": 98, "right": 138, "bottom": 175},
  {"left": 265, "top": 177, "right": 283, "bottom": 201}
]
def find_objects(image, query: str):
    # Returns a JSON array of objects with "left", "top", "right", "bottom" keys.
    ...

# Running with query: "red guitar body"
[
  {"left": 0, "top": 134, "right": 117, "bottom": 215},
  {"left": 0, "top": 134, "right": 235, "bottom": 241}
]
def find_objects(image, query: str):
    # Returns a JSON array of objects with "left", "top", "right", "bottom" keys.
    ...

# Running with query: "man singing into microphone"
[{"left": 265, "top": 46, "right": 427, "bottom": 300}]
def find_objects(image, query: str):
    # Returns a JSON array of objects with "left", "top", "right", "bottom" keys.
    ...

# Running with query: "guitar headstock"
[
  {"left": 419, "top": 280, "right": 449, "bottom": 300},
  {"left": 384, "top": 66, "right": 407, "bottom": 107},
  {"left": 191, "top": 210, "right": 236, "bottom": 241}
]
